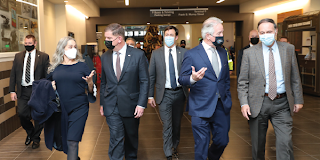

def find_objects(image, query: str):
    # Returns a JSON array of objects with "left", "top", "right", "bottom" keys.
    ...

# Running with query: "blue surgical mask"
[
  {"left": 259, "top": 33, "right": 275, "bottom": 46},
  {"left": 165, "top": 36, "right": 175, "bottom": 47}
]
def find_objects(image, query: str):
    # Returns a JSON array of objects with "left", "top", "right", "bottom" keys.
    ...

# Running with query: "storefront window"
[{"left": 0, "top": 0, "right": 38, "bottom": 52}]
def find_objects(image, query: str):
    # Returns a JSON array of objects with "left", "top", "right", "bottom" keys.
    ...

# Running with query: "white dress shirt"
[
  {"left": 164, "top": 45, "right": 181, "bottom": 88},
  {"left": 21, "top": 49, "right": 36, "bottom": 86},
  {"left": 262, "top": 42, "right": 286, "bottom": 94},
  {"left": 113, "top": 44, "right": 145, "bottom": 109},
  {"left": 190, "top": 41, "right": 221, "bottom": 84}
]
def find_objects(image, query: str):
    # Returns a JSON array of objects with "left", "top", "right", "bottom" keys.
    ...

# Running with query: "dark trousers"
[
  {"left": 17, "top": 86, "right": 43, "bottom": 142},
  {"left": 158, "top": 88, "right": 185, "bottom": 157},
  {"left": 191, "top": 100, "right": 230, "bottom": 160},
  {"left": 106, "top": 106, "right": 140, "bottom": 160},
  {"left": 249, "top": 95, "right": 293, "bottom": 160}
]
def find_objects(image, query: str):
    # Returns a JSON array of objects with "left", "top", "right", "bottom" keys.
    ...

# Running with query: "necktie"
[
  {"left": 116, "top": 52, "right": 121, "bottom": 81},
  {"left": 169, "top": 49, "right": 177, "bottom": 89},
  {"left": 210, "top": 48, "right": 220, "bottom": 78},
  {"left": 268, "top": 48, "right": 277, "bottom": 100},
  {"left": 25, "top": 52, "right": 31, "bottom": 84}
]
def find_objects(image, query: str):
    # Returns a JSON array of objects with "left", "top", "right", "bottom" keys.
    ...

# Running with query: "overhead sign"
[
  {"left": 150, "top": 8, "right": 208, "bottom": 17},
  {"left": 288, "top": 20, "right": 312, "bottom": 28}
]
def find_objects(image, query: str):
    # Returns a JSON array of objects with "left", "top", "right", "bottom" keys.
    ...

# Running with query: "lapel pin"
[
  {"left": 128, "top": 55, "right": 131, "bottom": 56},
  {"left": 179, "top": 52, "right": 181, "bottom": 53}
]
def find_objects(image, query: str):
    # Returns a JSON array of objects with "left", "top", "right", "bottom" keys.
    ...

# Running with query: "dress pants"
[
  {"left": 106, "top": 106, "right": 140, "bottom": 160},
  {"left": 158, "top": 88, "right": 185, "bottom": 157},
  {"left": 249, "top": 95, "right": 293, "bottom": 160},
  {"left": 17, "top": 86, "right": 43, "bottom": 142},
  {"left": 191, "top": 99, "right": 230, "bottom": 160}
]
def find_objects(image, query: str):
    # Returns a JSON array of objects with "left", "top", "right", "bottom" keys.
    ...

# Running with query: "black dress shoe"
[
  {"left": 173, "top": 148, "right": 179, "bottom": 158},
  {"left": 32, "top": 141, "right": 40, "bottom": 149},
  {"left": 78, "top": 157, "right": 80, "bottom": 160},
  {"left": 25, "top": 136, "right": 32, "bottom": 145},
  {"left": 166, "top": 156, "right": 172, "bottom": 160}
]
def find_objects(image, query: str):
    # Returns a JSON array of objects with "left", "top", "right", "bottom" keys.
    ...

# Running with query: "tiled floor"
[{"left": 1, "top": 78, "right": 320, "bottom": 160}]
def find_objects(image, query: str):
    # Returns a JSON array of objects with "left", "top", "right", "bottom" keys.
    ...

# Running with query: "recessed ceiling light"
[
  {"left": 125, "top": 0, "right": 129, "bottom": 6},
  {"left": 64, "top": 1, "right": 68, "bottom": 2},
  {"left": 186, "top": 21, "right": 189, "bottom": 24},
  {"left": 216, "top": 0, "right": 225, "bottom": 3},
  {"left": 147, "top": 22, "right": 150, "bottom": 24}
]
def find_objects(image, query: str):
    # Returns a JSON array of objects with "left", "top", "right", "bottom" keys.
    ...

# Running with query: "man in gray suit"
[
  {"left": 237, "top": 18, "right": 304, "bottom": 160},
  {"left": 148, "top": 26, "right": 188, "bottom": 160}
]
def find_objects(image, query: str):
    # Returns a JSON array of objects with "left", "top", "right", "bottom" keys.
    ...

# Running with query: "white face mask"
[{"left": 64, "top": 48, "right": 77, "bottom": 59}]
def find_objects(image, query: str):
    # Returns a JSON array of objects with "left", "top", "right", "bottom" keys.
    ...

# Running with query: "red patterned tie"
[
  {"left": 268, "top": 48, "right": 277, "bottom": 100},
  {"left": 116, "top": 52, "right": 121, "bottom": 81}
]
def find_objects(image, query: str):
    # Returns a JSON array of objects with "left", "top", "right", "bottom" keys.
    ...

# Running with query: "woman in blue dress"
[{"left": 48, "top": 36, "right": 96, "bottom": 160}]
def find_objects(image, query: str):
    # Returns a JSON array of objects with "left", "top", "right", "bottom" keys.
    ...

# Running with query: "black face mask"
[
  {"left": 104, "top": 37, "right": 118, "bottom": 50},
  {"left": 212, "top": 36, "right": 224, "bottom": 46},
  {"left": 250, "top": 37, "right": 259, "bottom": 45},
  {"left": 181, "top": 46, "right": 185, "bottom": 48},
  {"left": 25, "top": 45, "right": 35, "bottom": 52}
]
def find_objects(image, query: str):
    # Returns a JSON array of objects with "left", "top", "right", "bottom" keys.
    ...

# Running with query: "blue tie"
[{"left": 169, "top": 49, "right": 177, "bottom": 89}]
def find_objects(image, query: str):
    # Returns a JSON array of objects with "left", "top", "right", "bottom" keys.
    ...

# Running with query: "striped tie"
[
  {"left": 25, "top": 52, "right": 31, "bottom": 84},
  {"left": 268, "top": 48, "right": 277, "bottom": 100},
  {"left": 116, "top": 52, "right": 121, "bottom": 81}
]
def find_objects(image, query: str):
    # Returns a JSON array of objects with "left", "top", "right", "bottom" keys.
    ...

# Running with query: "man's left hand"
[
  {"left": 134, "top": 106, "right": 144, "bottom": 118},
  {"left": 293, "top": 104, "right": 303, "bottom": 113}
]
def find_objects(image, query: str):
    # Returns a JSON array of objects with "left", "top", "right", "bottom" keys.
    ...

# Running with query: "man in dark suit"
[
  {"left": 238, "top": 18, "right": 304, "bottom": 160},
  {"left": 178, "top": 17, "right": 232, "bottom": 160},
  {"left": 236, "top": 30, "right": 259, "bottom": 79},
  {"left": 148, "top": 26, "right": 188, "bottom": 160},
  {"left": 99, "top": 23, "right": 149, "bottom": 160},
  {"left": 9, "top": 35, "right": 50, "bottom": 149}
]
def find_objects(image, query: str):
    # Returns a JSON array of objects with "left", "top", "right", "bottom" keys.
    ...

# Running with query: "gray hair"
[
  {"left": 257, "top": 18, "right": 277, "bottom": 30},
  {"left": 126, "top": 37, "right": 136, "bottom": 43},
  {"left": 48, "top": 36, "right": 84, "bottom": 73},
  {"left": 104, "top": 23, "right": 125, "bottom": 39},
  {"left": 201, "top": 17, "right": 223, "bottom": 39}
]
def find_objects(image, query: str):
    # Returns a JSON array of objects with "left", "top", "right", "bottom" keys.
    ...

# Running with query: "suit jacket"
[
  {"left": 178, "top": 44, "right": 232, "bottom": 118},
  {"left": 100, "top": 45, "right": 149, "bottom": 117},
  {"left": 148, "top": 46, "right": 188, "bottom": 104},
  {"left": 237, "top": 41, "right": 304, "bottom": 118},
  {"left": 9, "top": 50, "right": 50, "bottom": 97},
  {"left": 236, "top": 44, "right": 250, "bottom": 79}
]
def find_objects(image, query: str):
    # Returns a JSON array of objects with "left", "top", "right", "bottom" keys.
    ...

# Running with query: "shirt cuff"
[
  {"left": 190, "top": 75, "right": 197, "bottom": 84},
  {"left": 241, "top": 104, "right": 248, "bottom": 108},
  {"left": 148, "top": 97, "right": 154, "bottom": 99},
  {"left": 10, "top": 92, "right": 15, "bottom": 94},
  {"left": 137, "top": 105, "right": 145, "bottom": 109}
]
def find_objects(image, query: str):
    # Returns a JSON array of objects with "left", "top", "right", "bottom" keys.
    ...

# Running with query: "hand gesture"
[
  {"left": 82, "top": 70, "right": 95, "bottom": 84},
  {"left": 191, "top": 66, "right": 207, "bottom": 81}
]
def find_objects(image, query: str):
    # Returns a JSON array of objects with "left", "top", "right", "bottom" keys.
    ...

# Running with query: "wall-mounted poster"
[
  {"left": 11, "top": 7, "right": 16, "bottom": 28},
  {"left": 0, "top": 0, "right": 9, "bottom": 11},
  {"left": 21, "top": 1, "right": 32, "bottom": 18},
  {"left": 18, "top": 16, "right": 30, "bottom": 45}
]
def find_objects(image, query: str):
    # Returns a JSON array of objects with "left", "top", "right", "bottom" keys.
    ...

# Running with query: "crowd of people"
[{"left": 9, "top": 16, "right": 303, "bottom": 160}]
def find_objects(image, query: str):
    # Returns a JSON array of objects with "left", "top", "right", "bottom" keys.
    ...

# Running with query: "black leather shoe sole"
[{"left": 32, "top": 142, "right": 40, "bottom": 149}]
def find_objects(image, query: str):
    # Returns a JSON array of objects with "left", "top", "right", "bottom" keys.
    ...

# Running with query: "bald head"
[{"left": 249, "top": 30, "right": 259, "bottom": 45}]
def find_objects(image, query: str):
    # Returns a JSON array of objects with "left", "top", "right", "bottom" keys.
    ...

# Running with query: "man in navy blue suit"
[{"left": 178, "top": 17, "right": 232, "bottom": 160}]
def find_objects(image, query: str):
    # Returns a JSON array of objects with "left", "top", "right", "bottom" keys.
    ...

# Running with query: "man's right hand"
[
  {"left": 191, "top": 66, "right": 207, "bottom": 81},
  {"left": 100, "top": 106, "right": 105, "bottom": 117},
  {"left": 148, "top": 99, "right": 156, "bottom": 108},
  {"left": 241, "top": 105, "right": 251, "bottom": 120},
  {"left": 10, "top": 92, "right": 17, "bottom": 101}
]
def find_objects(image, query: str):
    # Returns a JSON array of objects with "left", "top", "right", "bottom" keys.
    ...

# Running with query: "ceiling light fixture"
[
  {"left": 125, "top": 0, "right": 129, "bottom": 6},
  {"left": 216, "top": 0, "right": 225, "bottom": 3},
  {"left": 147, "top": 22, "right": 150, "bottom": 24},
  {"left": 16, "top": 0, "right": 37, "bottom": 7},
  {"left": 186, "top": 21, "right": 189, "bottom": 24},
  {"left": 64, "top": 1, "right": 68, "bottom": 2},
  {"left": 254, "top": 0, "right": 308, "bottom": 15}
]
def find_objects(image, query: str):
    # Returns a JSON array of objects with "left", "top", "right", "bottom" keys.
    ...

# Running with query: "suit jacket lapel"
[
  {"left": 107, "top": 50, "right": 117, "bottom": 82},
  {"left": 197, "top": 44, "right": 215, "bottom": 77},
  {"left": 34, "top": 50, "right": 40, "bottom": 71},
  {"left": 255, "top": 43, "right": 266, "bottom": 80},
  {"left": 119, "top": 46, "right": 132, "bottom": 81},
  {"left": 176, "top": 47, "right": 182, "bottom": 75},
  {"left": 277, "top": 41, "right": 286, "bottom": 80}
]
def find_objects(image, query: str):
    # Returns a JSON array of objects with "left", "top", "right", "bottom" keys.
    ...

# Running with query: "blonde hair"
[{"left": 48, "top": 36, "right": 84, "bottom": 73}]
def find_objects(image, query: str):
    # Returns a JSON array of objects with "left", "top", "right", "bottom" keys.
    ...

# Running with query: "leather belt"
[
  {"left": 264, "top": 93, "right": 286, "bottom": 99},
  {"left": 22, "top": 85, "right": 32, "bottom": 88},
  {"left": 165, "top": 87, "right": 182, "bottom": 91}
]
